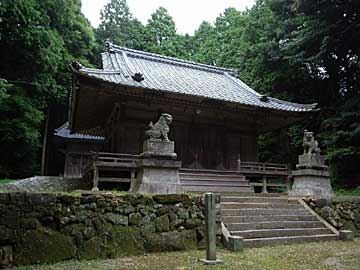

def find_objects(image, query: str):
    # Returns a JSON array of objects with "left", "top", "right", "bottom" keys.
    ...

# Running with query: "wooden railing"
[
  {"left": 237, "top": 160, "right": 289, "bottom": 176},
  {"left": 250, "top": 176, "right": 291, "bottom": 193},
  {"left": 92, "top": 152, "right": 139, "bottom": 167}
]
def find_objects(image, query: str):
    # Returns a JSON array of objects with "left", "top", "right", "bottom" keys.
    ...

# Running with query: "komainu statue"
[
  {"left": 145, "top": 113, "right": 173, "bottom": 141},
  {"left": 303, "top": 130, "right": 321, "bottom": 155}
]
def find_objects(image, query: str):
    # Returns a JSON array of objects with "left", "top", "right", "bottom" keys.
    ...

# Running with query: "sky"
[{"left": 81, "top": 0, "right": 255, "bottom": 35}]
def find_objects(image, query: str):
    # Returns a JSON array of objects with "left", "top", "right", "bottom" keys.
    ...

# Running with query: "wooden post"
[
  {"left": 201, "top": 193, "right": 223, "bottom": 265},
  {"left": 92, "top": 164, "right": 99, "bottom": 191},
  {"left": 262, "top": 176, "right": 268, "bottom": 193},
  {"left": 237, "top": 154, "right": 241, "bottom": 172},
  {"left": 286, "top": 175, "right": 291, "bottom": 193}
]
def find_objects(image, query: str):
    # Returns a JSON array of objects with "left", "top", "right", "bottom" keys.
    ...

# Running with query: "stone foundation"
[
  {"left": 290, "top": 169, "right": 334, "bottom": 197},
  {"left": 0, "top": 192, "right": 221, "bottom": 267},
  {"left": 305, "top": 197, "right": 360, "bottom": 236}
]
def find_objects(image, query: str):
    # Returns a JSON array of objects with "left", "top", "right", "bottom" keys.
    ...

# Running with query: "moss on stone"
[
  {"left": 144, "top": 230, "right": 198, "bottom": 252},
  {"left": 14, "top": 227, "right": 76, "bottom": 265},
  {"left": 129, "top": 212, "right": 142, "bottom": 226},
  {"left": 78, "top": 236, "right": 107, "bottom": 260},
  {"left": 153, "top": 194, "right": 192, "bottom": 204},
  {"left": 105, "top": 226, "right": 144, "bottom": 257},
  {"left": 155, "top": 215, "right": 169, "bottom": 232}
]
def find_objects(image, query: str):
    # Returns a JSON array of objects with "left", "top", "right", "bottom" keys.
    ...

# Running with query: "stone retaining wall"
[
  {"left": 0, "top": 192, "right": 219, "bottom": 268},
  {"left": 0, "top": 176, "right": 90, "bottom": 193},
  {"left": 305, "top": 197, "right": 360, "bottom": 236}
]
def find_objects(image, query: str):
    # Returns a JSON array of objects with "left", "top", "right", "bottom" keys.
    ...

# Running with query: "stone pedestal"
[
  {"left": 130, "top": 139, "right": 181, "bottom": 194},
  {"left": 290, "top": 154, "right": 334, "bottom": 198}
]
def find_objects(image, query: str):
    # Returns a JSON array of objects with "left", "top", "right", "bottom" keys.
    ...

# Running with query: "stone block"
[
  {"left": 14, "top": 228, "right": 76, "bottom": 265},
  {"left": 228, "top": 236, "right": 244, "bottom": 252},
  {"left": 1, "top": 245, "right": 13, "bottom": 269},
  {"left": 129, "top": 212, "right": 142, "bottom": 226},
  {"left": 339, "top": 230, "right": 354, "bottom": 241},
  {"left": 144, "top": 230, "right": 197, "bottom": 252},
  {"left": 0, "top": 193, "right": 9, "bottom": 204},
  {"left": 104, "top": 213, "right": 128, "bottom": 226},
  {"left": 155, "top": 215, "right": 169, "bottom": 232},
  {"left": 290, "top": 169, "right": 334, "bottom": 198},
  {"left": 9, "top": 192, "right": 26, "bottom": 205},
  {"left": 297, "top": 154, "right": 327, "bottom": 169},
  {"left": 153, "top": 194, "right": 191, "bottom": 204}
]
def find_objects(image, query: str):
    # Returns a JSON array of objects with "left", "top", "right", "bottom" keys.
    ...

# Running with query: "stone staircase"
[
  {"left": 221, "top": 195, "right": 339, "bottom": 248},
  {"left": 179, "top": 169, "right": 253, "bottom": 193}
]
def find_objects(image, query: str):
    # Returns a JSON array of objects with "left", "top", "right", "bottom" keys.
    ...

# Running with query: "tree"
[
  {"left": 0, "top": 79, "right": 43, "bottom": 177},
  {"left": 267, "top": 0, "right": 360, "bottom": 186},
  {"left": 0, "top": 0, "right": 96, "bottom": 178},
  {"left": 96, "top": 0, "right": 147, "bottom": 50},
  {"left": 145, "top": 7, "right": 186, "bottom": 57}
]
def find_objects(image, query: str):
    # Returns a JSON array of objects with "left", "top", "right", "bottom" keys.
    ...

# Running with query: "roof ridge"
[{"left": 106, "top": 41, "right": 237, "bottom": 75}]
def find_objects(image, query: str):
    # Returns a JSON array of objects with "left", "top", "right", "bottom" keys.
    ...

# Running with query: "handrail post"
[
  {"left": 237, "top": 154, "right": 241, "bottom": 172},
  {"left": 286, "top": 175, "right": 291, "bottom": 193},
  {"left": 262, "top": 176, "right": 268, "bottom": 193},
  {"left": 92, "top": 164, "right": 99, "bottom": 192}
]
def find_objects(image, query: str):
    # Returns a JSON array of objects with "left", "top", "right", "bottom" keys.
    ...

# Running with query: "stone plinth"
[
  {"left": 141, "top": 139, "right": 177, "bottom": 159},
  {"left": 290, "top": 168, "right": 334, "bottom": 198},
  {"left": 296, "top": 154, "right": 328, "bottom": 170},
  {"left": 130, "top": 140, "right": 181, "bottom": 194}
]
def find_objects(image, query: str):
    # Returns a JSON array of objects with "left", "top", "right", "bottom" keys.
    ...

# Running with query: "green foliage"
[
  {"left": 96, "top": 0, "right": 146, "bottom": 51},
  {"left": 0, "top": 80, "right": 43, "bottom": 177},
  {"left": 335, "top": 186, "right": 360, "bottom": 197},
  {"left": 0, "top": 0, "right": 96, "bottom": 178},
  {"left": 0, "top": 178, "right": 15, "bottom": 186},
  {"left": 0, "top": 0, "right": 358, "bottom": 187}
]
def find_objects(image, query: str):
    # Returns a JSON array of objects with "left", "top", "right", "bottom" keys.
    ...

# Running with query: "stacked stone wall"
[
  {"left": 305, "top": 197, "right": 360, "bottom": 236},
  {"left": 0, "top": 192, "right": 219, "bottom": 268}
]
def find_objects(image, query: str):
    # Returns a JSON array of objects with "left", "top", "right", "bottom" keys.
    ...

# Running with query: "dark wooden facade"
[{"left": 68, "top": 75, "right": 308, "bottom": 172}]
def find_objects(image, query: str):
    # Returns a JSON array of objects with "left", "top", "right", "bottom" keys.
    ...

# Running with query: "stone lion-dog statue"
[
  {"left": 145, "top": 113, "right": 173, "bottom": 141},
  {"left": 303, "top": 130, "right": 321, "bottom": 155}
]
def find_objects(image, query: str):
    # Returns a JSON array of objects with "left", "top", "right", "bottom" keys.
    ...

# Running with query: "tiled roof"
[
  {"left": 54, "top": 122, "right": 105, "bottom": 141},
  {"left": 73, "top": 42, "right": 317, "bottom": 113}
]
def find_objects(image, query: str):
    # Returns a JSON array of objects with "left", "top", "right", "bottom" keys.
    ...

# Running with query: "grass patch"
[
  {"left": 335, "top": 186, "right": 360, "bottom": 196},
  {"left": 0, "top": 178, "right": 14, "bottom": 186},
  {"left": 14, "top": 239, "right": 360, "bottom": 270}
]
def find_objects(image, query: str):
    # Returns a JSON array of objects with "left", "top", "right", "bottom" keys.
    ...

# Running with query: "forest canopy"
[{"left": 0, "top": 0, "right": 359, "bottom": 187}]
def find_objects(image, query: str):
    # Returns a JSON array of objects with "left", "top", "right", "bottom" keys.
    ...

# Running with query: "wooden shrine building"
[{"left": 55, "top": 42, "right": 317, "bottom": 192}]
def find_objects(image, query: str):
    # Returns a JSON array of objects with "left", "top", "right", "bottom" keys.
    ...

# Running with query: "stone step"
[
  {"left": 226, "top": 221, "right": 325, "bottom": 231},
  {"left": 180, "top": 178, "right": 247, "bottom": 184},
  {"left": 231, "top": 227, "right": 333, "bottom": 238},
  {"left": 181, "top": 185, "right": 253, "bottom": 193},
  {"left": 180, "top": 180, "right": 250, "bottom": 187},
  {"left": 222, "top": 214, "right": 318, "bottom": 223},
  {"left": 179, "top": 168, "right": 243, "bottom": 176},
  {"left": 179, "top": 173, "right": 246, "bottom": 180},
  {"left": 221, "top": 208, "right": 309, "bottom": 216},
  {"left": 221, "top": 202, "right": 303, "bottom": 209},
  {"left": 221, "top": 196, "right": 298, "bottom": 204},
  {"left": 221, "top": 192, "right": 284, "bottom": 197},
  {"left": 243, "top": 234, "right": 339, "bottom": 248}
]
